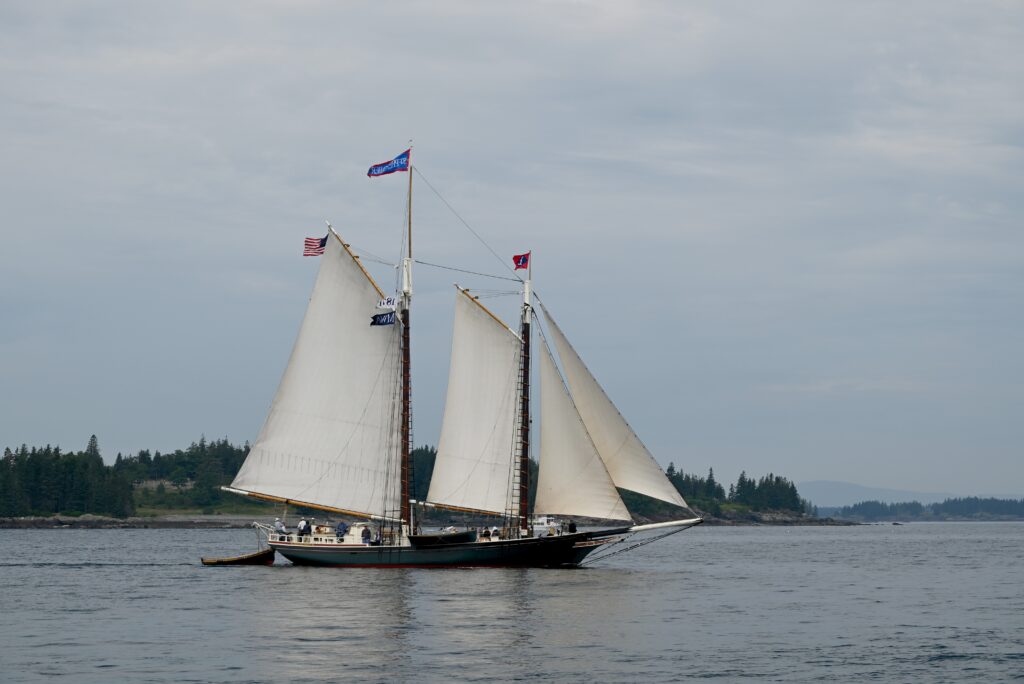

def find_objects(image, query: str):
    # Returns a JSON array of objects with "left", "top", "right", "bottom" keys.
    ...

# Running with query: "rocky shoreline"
[
  {"left": 697, "top": 512, "right": 856, "bottom": 526},
  {"left": 0, "top": 514, "right": 259, "bottom": 529},
  {"left": 0, "top": 511, "right": 856, "bottom": 529}
]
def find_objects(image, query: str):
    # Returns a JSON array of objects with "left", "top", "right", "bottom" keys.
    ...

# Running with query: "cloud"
[{"left": 1, "top": 0, "right": 1022, "bottom": 494}]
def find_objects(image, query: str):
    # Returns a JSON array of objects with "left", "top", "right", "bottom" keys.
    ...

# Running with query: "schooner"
[{"left": 222, "top": 150, "right": 701, "bottom": 567}]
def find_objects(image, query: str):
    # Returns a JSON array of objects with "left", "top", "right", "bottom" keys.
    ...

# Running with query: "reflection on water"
[
  {"left": 251, "top": 566, "right": 627, "bottom": 681},
  {"left": 2, "top": 524, "right": 1023, "bottom": 682},
  {"left": 251, "top": 566, "right": 416, "bottom": 681}
]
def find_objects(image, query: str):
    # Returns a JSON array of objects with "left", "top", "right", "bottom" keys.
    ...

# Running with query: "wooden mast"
[
  {"left": 517, "top": 254, "right": 532, "bottom": 534},
  {"left": 400, "top": 147, "right": 413, "bottom": 528}
]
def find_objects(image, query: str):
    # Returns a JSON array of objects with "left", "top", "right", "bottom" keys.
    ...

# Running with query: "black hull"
[
  {"left": 271, "top": 530, "right": 628, "bottom": 568},
  {"left": 408, "top": 530, "right": 479, "bottom": 546}
]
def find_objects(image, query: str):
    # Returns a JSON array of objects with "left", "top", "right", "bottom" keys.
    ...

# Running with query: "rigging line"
[
  {"left": 361, "top": 255, "right": 399, "bottom": 268},
  {"left": 346, "top": 244, "right": 397, "bottom": 268},
  {"left": 475, "top": 293, "right": 519, "bottom": 300},
  {"left": 414, "top": 259, "right": 520, "bottom": 282},
  {"left": 413, "top": 166, "right": 525, "bottom": 283},
  {"left": 324, "top": 228, "right": 397, "bottom": 269},
  {"left": 580, "top": 524, "right": 697, "bottom": 567}
]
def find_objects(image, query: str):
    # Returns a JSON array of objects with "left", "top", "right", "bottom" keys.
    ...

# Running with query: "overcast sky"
[{"left": 2, "top": 1, "right": 1021, "bottom": 496}]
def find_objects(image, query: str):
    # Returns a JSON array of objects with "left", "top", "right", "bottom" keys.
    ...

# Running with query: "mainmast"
[
  {"left": 516, "top": 256, "right": 532, "bottom": 535},
  {"left": 400, "top": 148, "right": 413, "bottom": 529}
]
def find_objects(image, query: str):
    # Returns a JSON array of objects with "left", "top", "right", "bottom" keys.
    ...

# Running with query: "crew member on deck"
[{"left": 274, "top": 518, "right": 287, "bottom": 535}]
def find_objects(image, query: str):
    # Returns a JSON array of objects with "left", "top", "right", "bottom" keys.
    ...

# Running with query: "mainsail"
[
  {"left": 229, "top": 232, "right": 404, "bottom": 518},
  {"left": 427, "top": 288, "right": 522, "bottom": 515},
  {"left": 540, "top": 303, "right": 690, "bottom": 510},
  {"left": 534, "top": 337, "right": 631, "bottom": 521}
]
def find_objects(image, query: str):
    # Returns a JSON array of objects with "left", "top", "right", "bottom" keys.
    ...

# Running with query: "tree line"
[
  {"left": 116, "top": 436, "right": 251, "bottom": 512},
  {"left": 0, "top": 435, "right": 250, "bottom": 518},
  {"left": 414, "top": 449, "right": 810, "bottom": 518},
  {"left": 3, "top": 436, "right": 812, "bottom": 520},
  {"left": 663, "top": 463, "right": 812, "bottom": 516},
  {"left": 836, "top": 497, "right": 1024, "bottom": 521},
  {"left": 0, "top": 438, "right": 449, "bottom": 518},
  {"left": 1, "top": 437, "right": 135, "bottom": 518}
]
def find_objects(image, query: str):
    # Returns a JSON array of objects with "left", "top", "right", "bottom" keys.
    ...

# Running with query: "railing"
[
  {"left": 266, "top": 531, "right": 344, "bottom": 544},
  {"left": 255, "top": 522, "right": 405, "bottom": 547}
]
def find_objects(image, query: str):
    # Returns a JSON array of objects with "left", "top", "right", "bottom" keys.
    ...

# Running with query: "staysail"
[
  {"left": 427, "top": 288, "right": 522, "bottom": 515},
  {"left": 540, "top": 303, "right": 690, "bottom": 510},
  {"left": 229, "top": 232, "right": 404, "bottom": 518},
  {"left": 534, "top": 337, "right": 631, "bottom": 520}
]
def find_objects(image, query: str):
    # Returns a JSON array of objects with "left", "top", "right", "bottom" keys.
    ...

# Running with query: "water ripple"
[{"left": 1, "top": 523, "right": 1022, "bottom": 683}]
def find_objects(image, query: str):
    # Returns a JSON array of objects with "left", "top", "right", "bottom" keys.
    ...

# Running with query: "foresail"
[
  {"left": 540, "top": 304, "right": 690, "bottom": 510},
  {"left": 427, "top": 288, "right": 521, "bottom": 515},
  {"left": 230, "top": 232, "right": 403, "bottom": 518},
  {"left": 535, "top": 338, "right": 631, "bottom": 521}
]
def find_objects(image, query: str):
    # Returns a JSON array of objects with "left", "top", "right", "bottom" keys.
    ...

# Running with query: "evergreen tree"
[
  {"left": 192, "top": 456, "right": 223, "bottom": 509},
  {"left": 410, "top": 446, "right": 437, "bottom": 502}
]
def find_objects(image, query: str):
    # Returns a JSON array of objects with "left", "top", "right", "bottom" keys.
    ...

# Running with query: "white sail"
[
  {"left": 535, "top": 338, "right": 631, "bottom": 520},
  {"left": 541, "top": 304, "right": 690, "bottom": 510},
  {"left": 230, "top": 232, "right": 403, "bottom": 518},
  {"left": 427, "top": 288, "right": 521, "bottom": 515}
]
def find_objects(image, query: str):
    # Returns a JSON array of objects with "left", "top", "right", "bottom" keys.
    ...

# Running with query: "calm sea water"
[{"left": 1, "top": 522, "right": 1021, "bottom": 682}]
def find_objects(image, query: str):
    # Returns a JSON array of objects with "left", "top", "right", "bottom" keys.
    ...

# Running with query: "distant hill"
[{"left": 798, "top": 481, "right": 955, "bottom": 508}]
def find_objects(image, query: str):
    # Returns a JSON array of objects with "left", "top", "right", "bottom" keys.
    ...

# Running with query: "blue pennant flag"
[
  {"left": 367, "top": 149, "right": 411, "bottom": 177},
  {"left": 370, "top": 311, "right": 396, "bottom": 326}
]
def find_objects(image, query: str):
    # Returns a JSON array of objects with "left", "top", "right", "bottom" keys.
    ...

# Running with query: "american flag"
[{"left": 304, "top": 234, "right": 328, "bottom": 256}]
